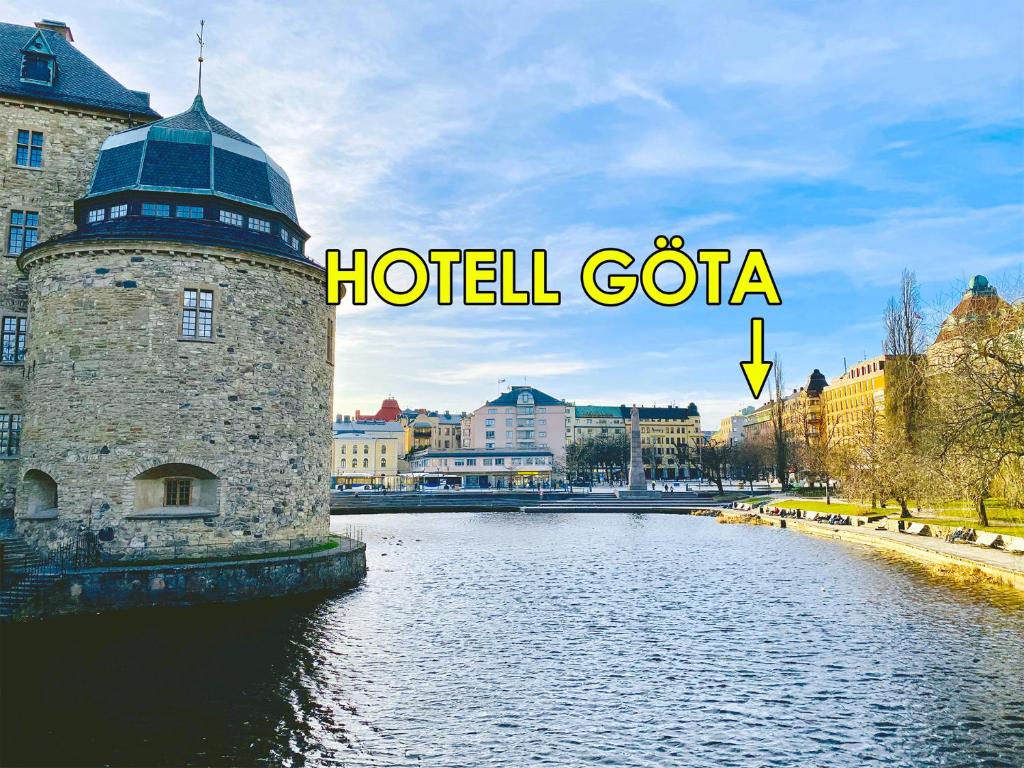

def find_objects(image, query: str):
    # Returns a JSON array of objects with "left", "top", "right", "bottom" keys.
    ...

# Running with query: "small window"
[
  {"left": 380, "top": 444, "right": 386, "bottom": 454},
  {"left": 248, "top": 217, "right": 271, "bottom": 233},
  {"left": 142, "top": 202, "right": 170, "bottom": 217},
  {"left": 7, "top": 210, "right": 39, "bottom": 254},
  {"left": 110, "top": 203, "right": 128, "bottom": 219},
  {"left": 339, "top": 459, "right": 347, "bottom": 469},
  {"left": 380, "top": 458, "right": 386, "bottom": 468},
  {"left": 164, "top": 478, "right": 193, "bottom": 506},
  {"left": 88, "top": 208, "right": 105, "bottom": 224},
  {"left": 2, "top": 316, "right": 27, "bottom": 363},
  {"left": 0, "top": 413, "right": 23, "bottom": 457},
  {"left": 219, "top": 210, "right": 243, "bottom": 227},
  {"left": 176, "top": 205, "right": 203, "bottom": 219},
  {"left": 363, "top": 458, "right": 369, "bottom": 469},
  {"left": 181, "top": 288, "right": 214, "bottom": 339},
  {"left": 15, "top": 130, "right": 44, "bottom": 168},
  {"left": 280, "top": 228, "right": 291, "bottom": 244},
  {"left": 291, "top": 236, "right": 300, "bottom": 251},
  {"left": 327, "top": 318, "right": 335, "bottom": 366},
  {"left": 494, "top": 458, "right": 504, "bottom": 465}
]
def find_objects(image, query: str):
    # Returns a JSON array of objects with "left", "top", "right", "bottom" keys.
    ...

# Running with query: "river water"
[{"left": 2, "top": 512, "right": 1023, "bottom": 767}]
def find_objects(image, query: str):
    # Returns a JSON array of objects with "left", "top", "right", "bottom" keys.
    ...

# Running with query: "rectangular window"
[
  {"left": 291, "top": 236, "right": 300, "bottom": 250},
  {"left": 485, "top": 418, "right": 494, "bottom": 426},
  {"left": 466, "top": 458, "right": 477, "bottom": 466},
  {"left": 7, "top": 210, "right": 39, "bottom": 254},
  {"left": 219, "top": 210, "right": 243, "bottom": 227},
  {"left": 0, "top": 413, "right": 22, "bottom": 456},
  {"left": 494, "top": 458, "right": 504, "bottom": 465},
  {"left": 176, "top": 205, "right": 203, "bottom": 219},
  {"left": 15, "top": 130, "right": 43, "bottom": 168},
  {"left": 485, "top": 430, "right": 495, "bottom": 439},
  {"left": 485, "top": 442, "right": 494, "bottom": 449},
  {"left": 142, "top": 202, "right": 170, "bottom": 217},
  {"left": 2, "top": 316, "right": 27, "bottom": 363},
  {"left": 454, "top": 460, "right": 465, "bottom": 466},
  {"left": 248, "top": 217, "right": 271, "bottom": 233},
  {"left": 181, "top": 288, "right": 214, "bottom": 339},
  {"left": 110, "top": 203, "right": 128, "bottom": 219},
  {"left": 483, "top": 458, "right": 493, "bottom": 466},
  {"left": 327, "top": 318, "right": 335, "bottom": 365},
  {"left": 88, "top": 208, "right": 105, "bottom": 224},
  {"left": 164, "top": 478, "right": 192, "bottom": 506}
]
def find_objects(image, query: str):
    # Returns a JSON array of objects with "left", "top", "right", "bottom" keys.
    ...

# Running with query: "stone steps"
[{"left": 0, "top": 529, "right": 62, "bottom": 620}]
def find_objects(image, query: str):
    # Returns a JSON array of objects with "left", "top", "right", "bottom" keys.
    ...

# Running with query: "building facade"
[
  {"left": 712, "top": 405, "right": 754, "bottom": 446},
  {"left": 409, "top": 448, "right": 554, "bottom": 489},
  {"left": 634, "top": 404, "right": 702, "bottom": 479},
  {"left": 1, "top": 20, "right": 160, "bottom": 509},
  {"left": 354, "top": 396, "right": 402, "bottom": 422},
  {"left": 566, "top": 405, "right": 627, "bottom": 444},
  {"left": 332, "top": 417, "right": 403, "bottom": 488},
  {"left": 821, "top": 355, "right": 890, "bottom": 443},
  {"left": 400, "top": 408, "right": 464, "bottom": 454},
  {"left": 464, "top": 385, "right": 570, "bottom": 468},
  {"left": 5, "top": 36, "right": 336, "bottom": 563}
]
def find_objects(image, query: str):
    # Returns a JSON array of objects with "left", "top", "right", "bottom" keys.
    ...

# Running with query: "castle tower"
[{"left": 14, "top": 94, "right": 337, "bottom": 561}]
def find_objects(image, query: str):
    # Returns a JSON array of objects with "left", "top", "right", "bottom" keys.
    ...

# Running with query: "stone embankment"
[{"left": 731, "top": 502, "right": 1024, "bottom": 592}]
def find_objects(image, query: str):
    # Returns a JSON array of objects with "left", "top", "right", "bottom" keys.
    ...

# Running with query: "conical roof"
[{"left": 85, "top": 94, "right": 299, "bottom": 227}]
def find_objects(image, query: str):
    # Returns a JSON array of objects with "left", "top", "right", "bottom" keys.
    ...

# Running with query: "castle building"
[
  {"left": 2, "top": 20, "right": 160, "bottom": 507},
  {"left": 3, "top": 22, "right": 339, "bottom": 564}
]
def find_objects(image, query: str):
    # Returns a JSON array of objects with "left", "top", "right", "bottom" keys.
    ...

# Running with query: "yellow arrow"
[{"left": 740, "top": 317, "right": 773, "bottom": 399}]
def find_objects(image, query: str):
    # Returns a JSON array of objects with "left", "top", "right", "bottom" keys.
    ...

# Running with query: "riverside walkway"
[{"left": 756, "top": 514, "right": 1024, "bottom": 592}]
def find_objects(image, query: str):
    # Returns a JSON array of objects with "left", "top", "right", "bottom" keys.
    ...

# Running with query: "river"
[{"left": 2, "top": 512, "right": 1023, "bottom": 767}]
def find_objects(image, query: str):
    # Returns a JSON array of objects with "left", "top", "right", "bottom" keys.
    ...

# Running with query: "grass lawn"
[
  {"left": 775, "top": 497, "right": 1024, "bottom": 537},
  {"left": 774, "top": 499, "right": 874, "bottom": 516}
]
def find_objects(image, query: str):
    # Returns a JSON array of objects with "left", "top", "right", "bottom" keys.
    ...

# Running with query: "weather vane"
[{"left": 196, "top": 19, "right": 205, "bottom": 95}]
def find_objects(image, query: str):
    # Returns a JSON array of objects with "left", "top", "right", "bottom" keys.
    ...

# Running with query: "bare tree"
[
  {"left": 883, "top": 269, "right": 928, "bottom": 516},
  {"left": 769, "top": 355, "right": 790, "bottom": 490}
]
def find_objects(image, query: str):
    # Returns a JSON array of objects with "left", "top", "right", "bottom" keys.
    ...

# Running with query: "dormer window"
[
  {"left": 20, "top": 31, "right": 56, "bottom": 86},
  {"left": 87, "top": 208, "right": 105, "bottom": 224},
  {"left": 110, "top": 204, "right": 127, "bottom": 219},
  {"left": 219, "top": 210, "right": 243, "bottom": 227}
]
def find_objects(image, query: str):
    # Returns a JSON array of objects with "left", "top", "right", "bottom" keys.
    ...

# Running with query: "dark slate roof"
[
  {"left": 33, "top": 215, "right": 321, "bottom": 269},
  {"left": 0, "top": 22, "right": 159, "bottom": 118},
  {"left": 575, "top": 405, "right": 624, "bottom": 418},
  {"left": 621, "top": 403, "right": 700, "bottom": 419},
  {"left": 85, "top": 95, "right": 301, "bottom": 228},
  {"left": 487, "top": 386, "right": 565, "bottom": 407},
  {"left": 805, "top": 369, "right": 829, "bottom": 396}
]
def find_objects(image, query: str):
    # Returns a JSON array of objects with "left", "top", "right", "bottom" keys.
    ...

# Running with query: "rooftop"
[
  {"left": 486, "top": 385, "right": 565, "bottom": 407},
  {"left": 0, "top": 21, "right": 159, "bottom": 118}
]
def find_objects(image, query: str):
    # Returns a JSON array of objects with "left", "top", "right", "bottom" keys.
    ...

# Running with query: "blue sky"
[{"left": 11, "top": 1, "right": 1023, "bottom": 425}]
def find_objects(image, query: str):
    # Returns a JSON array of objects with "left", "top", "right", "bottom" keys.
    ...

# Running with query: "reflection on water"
[{"left": 2, "top": 512, "right": 1023, "bottom": 767}]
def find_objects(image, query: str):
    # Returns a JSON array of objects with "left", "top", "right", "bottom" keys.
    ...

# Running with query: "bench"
[
  {"left": 1002, "top": 535, "right": 1024, "bottom": 554},
  {"left": 974, "top": 531, "right": 1002, "bottom": 548}
]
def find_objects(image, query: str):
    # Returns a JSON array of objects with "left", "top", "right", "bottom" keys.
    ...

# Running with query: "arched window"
[
  {"left": 339, "top": 459, "right": 347, "bottom": 469},
  {"left": 380, "top": 458, "right": 386, "bottom": 468},
  {"left": 363, "top": 444, "right": 369, "bottom": 454},
  {"left": 381, "top": 444, "right": 387, "bottom": 454},
  {"left": 132, "top": 463, "right": 219, "bottom": 517},
  {"left": 363, "top": 458, "right": 369, "bottom": 469},
  {"left": 22, "top": 469, "right": 57, "bottom": 517}
]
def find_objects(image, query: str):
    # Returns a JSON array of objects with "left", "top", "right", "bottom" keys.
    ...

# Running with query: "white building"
[
  {"left": 409, "top": 448, "right": 554, "bottom": 489},
  {"left": 463, "top": 385, "right": 570, "bottom": 469}
]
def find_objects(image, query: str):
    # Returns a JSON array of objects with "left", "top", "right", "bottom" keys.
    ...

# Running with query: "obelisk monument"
[{"left": 617, "top": 405, "right": 662, "bottom": 498}]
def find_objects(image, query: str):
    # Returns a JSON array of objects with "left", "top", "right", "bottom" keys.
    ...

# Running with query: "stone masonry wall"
[
  {"left": 1, "top": 98, "right": 137, "bottom": 505},
  {"left": 17, "top": 240, "right": 334, "bottom": 561}
]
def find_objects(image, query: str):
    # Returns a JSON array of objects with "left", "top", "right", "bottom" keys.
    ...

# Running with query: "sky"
[{"left": 8, "top": 0, "right": 1023, "bottom": 426}]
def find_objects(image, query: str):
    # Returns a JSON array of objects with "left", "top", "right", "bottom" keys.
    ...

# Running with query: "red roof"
[{"left": 355, "top": 397, "right": 402, "bottom": 421}]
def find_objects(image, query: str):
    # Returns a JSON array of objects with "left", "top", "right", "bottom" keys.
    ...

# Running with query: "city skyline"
[{"left": 8, "top": 0, "right": 1022, "bottom": 425}]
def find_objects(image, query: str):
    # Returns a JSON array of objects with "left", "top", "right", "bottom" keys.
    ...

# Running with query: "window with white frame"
[
  {"left": 2, "top": 316, "right": 27, "bottom": 363},
  {"left": 219, "top": 210, "right": 243, "bottom": 227},
  {"left": 0, "top": 413, "right": 22, "bottom": 456},
  {"left": 88, "top": 208, "right": 105, "bottom": 224},
  {"left": 181, "top": 288, "right": 214, "bottom": 339},
  {"left": 7, "top": 210, "right": 38, "bottom": 254},
  {"left": 110, "top": 203, "right": 128, "bottom": 219},
  {"left": 176, "top": 205, "right": 203, "bottom": 219},
  {"left": 15, "top": 130, "right": 43, "bottom": 167},
  {"left": 248, "top": 217, "right": 271, "bottom": 233},
  {"left": 142, "top": 202, "right": 170, "bottom": 217}
]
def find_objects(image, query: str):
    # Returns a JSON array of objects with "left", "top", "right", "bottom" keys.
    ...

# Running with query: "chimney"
[{"left": 35, "top": 19, "right": 74, "bottom": 42}]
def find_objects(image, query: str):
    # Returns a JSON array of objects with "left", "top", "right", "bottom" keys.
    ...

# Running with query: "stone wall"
[
  {"left": 1, "top": 98, "right": 137, "bottom": 507},
  {"left": 16, "top": 239, "right": 335, "bottom": 561},
  {"left": 13, "top": 536, "right": 366, "bottom": 620}
]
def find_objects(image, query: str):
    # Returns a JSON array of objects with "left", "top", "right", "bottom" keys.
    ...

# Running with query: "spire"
[{"left": 195, "top": 19, "right": 205, "bottom": 96}]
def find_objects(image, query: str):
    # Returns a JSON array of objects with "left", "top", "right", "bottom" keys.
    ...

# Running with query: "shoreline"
[{"left": 729, "top": 512, "right": 1024, "bottom": 593}]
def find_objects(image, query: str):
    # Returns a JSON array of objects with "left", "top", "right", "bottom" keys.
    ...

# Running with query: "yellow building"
[
  {"left": 636, "top": 404, "right": 702, "bottom": 480},
  {"left": 331, "top": 417, "right": 404, "bottom": 488},
  {"left": 399, "top": 409, "right": 464, "bottom": 454},
  {"left": 567, "top": 405, "right": 628, "bottom": 443},
  {"left": 821, "top": 355, "right": 890, "bottom": 443}
]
